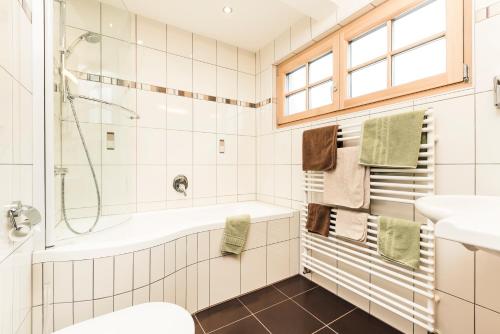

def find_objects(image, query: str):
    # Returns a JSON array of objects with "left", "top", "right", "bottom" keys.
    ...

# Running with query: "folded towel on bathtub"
[
  {"left": 323, "top": 146, "right": 370, "bottom": 209},
  {"left": 220, "top": 214, "right": 251, "bottom": 255},
  {"left": 335, "top": 208, "right": 368, "bottom": 242},
  {"left": 360, "top": 110, "right": 426, "bottom": 168},
  {"left": 378, "top": 216, "right": 422, "bottom": 269}
]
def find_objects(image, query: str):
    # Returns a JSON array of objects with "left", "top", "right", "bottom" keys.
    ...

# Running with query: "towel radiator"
[{"left": 301, "top": 108, "right": 436, "bottom": 332}]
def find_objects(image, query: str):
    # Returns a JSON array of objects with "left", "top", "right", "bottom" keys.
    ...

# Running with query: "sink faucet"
[{"left": 173, "top": 175, "right": 188, "bottom": 197}]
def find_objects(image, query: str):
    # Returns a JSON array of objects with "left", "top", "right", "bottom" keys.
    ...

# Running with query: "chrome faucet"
[{"left": 173, "top": 175, "right": 189, "bottom": 197}]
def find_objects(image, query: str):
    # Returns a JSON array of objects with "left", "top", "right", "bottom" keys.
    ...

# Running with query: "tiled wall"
[
  {"left": 32, "top": 214, "right": 300, "bottom": 333},
  {"left": 254, "top": 0, "right": 500, "bottom": 333},
  {"left": 0, "top": 0, "right": 35, "bottom": 334},
  {"left": 55, "top": 0, "right": 257, "bottom": 225}
]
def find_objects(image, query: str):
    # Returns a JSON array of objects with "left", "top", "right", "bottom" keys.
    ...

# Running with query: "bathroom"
[{"left": 0, "top": 0, "right": 499, "bottom": 333}]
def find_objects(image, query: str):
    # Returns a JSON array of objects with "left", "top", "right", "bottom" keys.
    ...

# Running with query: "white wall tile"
[
  {"left": 166, "top": 130, "right": 192, "bottom": 165},
  {"left": 94, "top": 257, "right": 113, "bottom": 299},
  {"left": 186, "top": 264, "right": 198, "bottom": 313},
  {"left": 164, "top": 274, "right": 176, "bottom": 304},
  {"left": 114, "top": 253, "right": 133, "bottom": 294},
  {"left": 197, "top": 260, "right": 210, "bottom": 310},
  {"left": 260, "top": 41, "right": 275, "bottom": 72},
  {"left": 137, "top": 46, "right": 166, "bottom": 86},
  {"left": 238, "top": 107, "right": 256, "bottom": 136},
  {"left": 274, "top": 165, "right": 292, "bottom": 199},
  {"left": 476, "top": 305, "right": 500, "bottom": 334},
  {"left": 167, "top": 25, "right": 192, "bottom": 58},
  {"left": 167, "top": 53, "right": 192, "bottom": 91},
  {"left": 150, "top": 245, "right": 165, "bottom": 283},
  {"left": 176, "top": 268, "right": 187, "bottom": 307},
  {"left": 217, "top": 165, "right": 238, "bottom": 196},
  {"left": 136, "top": 15, "right": 166, "bottom": 51},
  {"left": 54, "top": 262, "right": 73, "bottom": 303},
  {"left": 197, "top": 232, "right": 210, "bottom": 262},
  {"left": 267, "top": 241, "right": 290, "bottom": 284},
  {"left": 133, "top": 285, "right": 150, "bottom": 305},
  {"left": 217, "top": 103, "right": 238, "bottom": 134},
  {"left": 193, "top": 34, "right": 216, "bottom": 64},
  {"left": 274, "top": 29, "right": 291, "bottom": 62},
  {"left": 268, "top": 218, "right": 290, "bottom": 244},
  {"left": 291, "top": 17, "right": 312, "bottom": 51},
  {"left": 475, "top": 15, "right": 500, "bottom": 93},
  {"left": 53, "top": 303, "right": 73, "bottom": 331},
  {"left": 435, "top": 165, "right": 475, "bottom": 195},
  {"left": 241, "top": 247, "right": 267, "bottom": 294},
  {"left": 167, "top": 95, "right": 193, "bottom": 131},
  {"left": 73, "top": 301, "right": 93, "bottom": 324},
  {"left": 102, "top": 37, "right": 136, "bottom": 81},
  {"left": 0, "top": 0, "right": 13, "bottom": 73},
  {"left": 476, "top": 91, "right": 500, "bottom": 163},
  {"left": 66, "top": 0, "right": 100, "bottom": 33},
  {"left": 238, "top": 136, "right": 256, "bottom": 165},
  {"left": 238, "top": 49, "right": 256, "bottom": 75},
  {"left": 238, "top": 165, "right": 256, "bottom": 195},
  {"left": 137, "top": 90, "right": 166, "bottom": 129},
  {"left": 137, "top": 128, "right": 166, "bottom": 165},
  {"left": 477, "top": 164, "right": 500, "bottom": 195},
  {"left": 187, "top": 234, "right": 198, "bottom": 265},
  {"left": 193, "top": 100, "right": 217, "bottom": 133},
  {"left": 217, "top": 42, "right": 237, "bottom": 69},
  {"left": 193, "top": 132, "right": 217, "bottom": 164},
  {"left": 217, "top": 67, "right": 237, "bottom": 100},
  {"left": 476, "top": 250, "right": 500, "bottom": 313},
  {"left": 217, "top": 134, "right": 237, "bottom": 164},
  {"left": 137, "top": 165, "right": 166, "bottom": 203},
  {"left": 238, "top": 72, "right": 255, "bottom": 102},
  {"left": 94, "top": 297, "right": 113, "bottom": 317},
  {"left": 176, "top": 237, "right": 187, "bottom": 270},
  {"left": 210, "top": 255, "right": 240, "bottom": 305},
  {"left": 0, "top": 69, "right": 12, "bottom": 163},
  {"left": 436, "top": 291, "right": 474, "bottom": 334},
  {"left": 193, "top": 165, "right": 217, "bottom": 198},
  {"left": 274, "top": 130, "right": 292, "bottom": 165},
  {"left": 100, "top": 3, "right": 135, "bottom": 42},
  {"left": 113, "top": 291, "right": 132, "bottom": 311},
  {"left": 150, "top": 279, "right": 164, "bottom": 302},
  {"left": 72, "top": 260, "right": 92, "bottom": 302},
  {"left": 165, "top": 241, "right": 176, "bottom": 275},
  {"left": 193, "top": 61, "right": 217, "bottom": 96},
  {"left": 133, "top": 249, "right": 150, "bottom": 289}
]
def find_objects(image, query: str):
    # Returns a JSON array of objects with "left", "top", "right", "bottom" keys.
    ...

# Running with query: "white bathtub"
[{"left": 34, "top": 201, "right": 295, "bottom": 263}]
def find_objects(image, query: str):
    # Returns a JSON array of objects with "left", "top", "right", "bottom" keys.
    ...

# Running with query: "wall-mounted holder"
[
  {"left": 495, "top": 76, "right": 500, "bottom": 108},
  {"left": 5, "top": 201, "right": 41, "bottom": 241}
]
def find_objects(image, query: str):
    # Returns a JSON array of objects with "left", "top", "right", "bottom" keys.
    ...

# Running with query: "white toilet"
[{"left": 53, "top": 303, "right": 194, "bottom": 334}]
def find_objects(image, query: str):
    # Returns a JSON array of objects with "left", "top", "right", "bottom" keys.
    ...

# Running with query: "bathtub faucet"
[{"left": 173, "top": 175, "right": 189, "bottom": 197}]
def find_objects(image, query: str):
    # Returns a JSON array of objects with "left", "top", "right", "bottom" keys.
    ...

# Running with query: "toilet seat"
[{"left": 54, "top": 303, "right": 194, "bottom": 334}]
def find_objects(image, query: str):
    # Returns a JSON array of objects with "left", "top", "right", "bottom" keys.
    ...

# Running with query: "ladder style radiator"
[{"left": 301, "top": 108, "right": 436, "bottom": 332}]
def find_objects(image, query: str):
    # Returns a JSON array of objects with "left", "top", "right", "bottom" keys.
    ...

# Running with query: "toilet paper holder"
[{"left": 5, "top": 201, "right": 41, "bottom": 241}]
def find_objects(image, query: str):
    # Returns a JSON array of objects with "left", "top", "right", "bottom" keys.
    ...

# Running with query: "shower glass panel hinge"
[{"left": 463, "top": 64, "right": 470, "bottom": 82}]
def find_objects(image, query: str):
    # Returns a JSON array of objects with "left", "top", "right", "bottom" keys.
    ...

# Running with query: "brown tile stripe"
[{"left": 70, "top": 70, "right": 273, "bottom": 109}]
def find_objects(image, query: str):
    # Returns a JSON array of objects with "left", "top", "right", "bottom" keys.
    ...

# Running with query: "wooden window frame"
[{"left": 276, "top": 0, "right": 471, "bottom": 127}]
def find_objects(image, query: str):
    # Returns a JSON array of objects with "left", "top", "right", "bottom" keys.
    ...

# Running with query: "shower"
[{"left": 58, "top": 4, "right": 139, "bottom": 235}]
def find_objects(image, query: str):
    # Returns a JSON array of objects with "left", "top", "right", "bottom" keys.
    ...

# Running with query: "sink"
[{"left": 416, "top": 195, "right": 500, "bottom": 254}]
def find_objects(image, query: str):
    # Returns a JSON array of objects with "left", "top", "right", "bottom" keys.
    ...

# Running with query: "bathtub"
[{"left": 32, "top": 201, "right": 300, "bottom": 333}]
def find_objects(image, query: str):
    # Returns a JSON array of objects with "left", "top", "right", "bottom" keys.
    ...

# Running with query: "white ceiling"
[{"left": 115, "top": 0, "right": 339, "bottom": 51}]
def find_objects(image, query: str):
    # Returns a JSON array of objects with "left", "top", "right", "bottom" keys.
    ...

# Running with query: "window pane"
[
  {"left": 392, "top": 0, "right": 446, "bottom": 50},
  {"left": 309, "top": 80, "right": 333, "bottom": 109},
  {"left": 286, "top": 90, "right": 306, "bottom": 115},
  {"left": 309, "top": 52, "right": 333, "bottom": 84},
  {"left": 392, "top": 38, "right": 446, "bottom": 86},
  {"left": 349, "top": 25, "right": 387, "bottom": 68},
  {"left": 350, "top": 60, "right": 387, "bottom": 98},
  {"left": 286, "top": 66, "right": 306, "bottom": 92}
]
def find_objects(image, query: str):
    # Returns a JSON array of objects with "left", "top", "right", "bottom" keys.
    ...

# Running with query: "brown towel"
[
  {"left": 302, "top": 125, "right": 339, "bottom": 171},
  {"left": 306, "top": 203, "right": 331, "bottom": 237}
]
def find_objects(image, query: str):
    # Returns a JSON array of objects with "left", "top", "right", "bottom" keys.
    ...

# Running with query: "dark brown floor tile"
[
  {"left": 239, "top": 286, "right": 288, "bottom": 313},
  {"left": 212, "top": 316, "right": 269, "bottom": 334},
  {"left": 329, "top": 308, "right": 402, "bottom": 334},
  {"left": 293, "top": 287, "right": 356, "bottom": 323},
  {"left": 196, "top": 298, "right": 250, "bottom": 332},
  {"left": 193, "top": 317, "right": 204, "bottom": 334},
  {"left": 255, "top": 300, "right": 324, "bottom": 334},
  {"left": 314, "top": 326, "right": 336, "bottom": 334},
  {"left": 273, "top": 275, "right": 317, "bottom": 297}
]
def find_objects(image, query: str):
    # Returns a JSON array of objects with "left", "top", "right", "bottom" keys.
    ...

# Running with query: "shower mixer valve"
[{"left": 173, "top": 175, "right": 189, "bottom": 197}]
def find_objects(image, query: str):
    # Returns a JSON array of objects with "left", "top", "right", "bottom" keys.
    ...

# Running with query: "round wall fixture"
[{"left": 222, "top": 6, "right": 233, "bottom": 14}]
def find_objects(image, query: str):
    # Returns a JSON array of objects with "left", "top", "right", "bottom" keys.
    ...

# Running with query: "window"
[{"left": 277, "top": 0, "right": 470, "bottom": 126}]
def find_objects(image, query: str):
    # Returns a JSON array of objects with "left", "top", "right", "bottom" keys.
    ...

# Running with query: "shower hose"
[{"left": 61, "top": 83, "right": 102, "bottom": 234}]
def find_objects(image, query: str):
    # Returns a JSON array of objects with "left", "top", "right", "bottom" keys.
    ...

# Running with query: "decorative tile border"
[
  {"left": 67, "top": 70, "right": 272, "bottom": 109},
  {"left": 476, "top": 1, "right": 500, "bottom": 22}
]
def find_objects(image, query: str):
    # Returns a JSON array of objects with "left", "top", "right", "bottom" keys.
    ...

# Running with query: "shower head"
[{"left": 65, "top": 32, "right": 101, "bottom": 58}]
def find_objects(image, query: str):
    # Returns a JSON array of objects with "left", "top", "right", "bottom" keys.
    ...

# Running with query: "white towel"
[
  {"left": 335, "top": 209, "right": 368, "bottom": 242},
  {"left": 323, "top": 146, "right": 370, "bottom": 209}
]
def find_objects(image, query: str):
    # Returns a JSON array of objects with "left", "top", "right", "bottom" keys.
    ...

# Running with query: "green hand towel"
[
  {"left": 220, "top": 214, "right": 251, "bottom": 255},
  {"left": 378, "top": 216, "right": 421, "bottom": 269},
  {"left": 360, "top": 110, "right": 426, "bottom": 168}
]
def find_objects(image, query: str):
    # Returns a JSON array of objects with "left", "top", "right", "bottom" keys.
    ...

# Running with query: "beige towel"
[
  {"left": 323, "top": 146, "right": 370, "bottom": 209},
  {"left": 335, "top": 209, "right": 368, "bottom": 242}
]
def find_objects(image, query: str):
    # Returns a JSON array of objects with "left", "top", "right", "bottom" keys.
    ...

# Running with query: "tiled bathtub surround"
[
  {"left": 253, "top": 0, "right": 500, "bottom": 333},
  {"left": 32, "top": 214, "right": 300, "bottom": 333},
  {"left": 54, "top": 0, "right": 258, "bottom": 226},
  {"left": 0, "top": 0, "right": 34, "bottom": 333}
]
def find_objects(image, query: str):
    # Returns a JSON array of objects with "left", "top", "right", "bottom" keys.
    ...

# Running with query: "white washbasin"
[{"left": 416, "top": 195, "right": 500, "bottom": 254}]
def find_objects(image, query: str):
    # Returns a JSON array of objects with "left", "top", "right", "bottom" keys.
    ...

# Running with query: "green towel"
[
  {"left": 220, "top": 214, "right": 251, "bottom": 255},
  {"left": 378, "top": 216, "right": 421, "bottom": 269},
  {"left": 360, "top": 110, "right": 426, "bottom": 168}
]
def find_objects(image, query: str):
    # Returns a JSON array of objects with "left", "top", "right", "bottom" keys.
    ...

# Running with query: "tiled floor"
[{"left": 193, "top": 275, "right": 402, "bottom": 334}]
